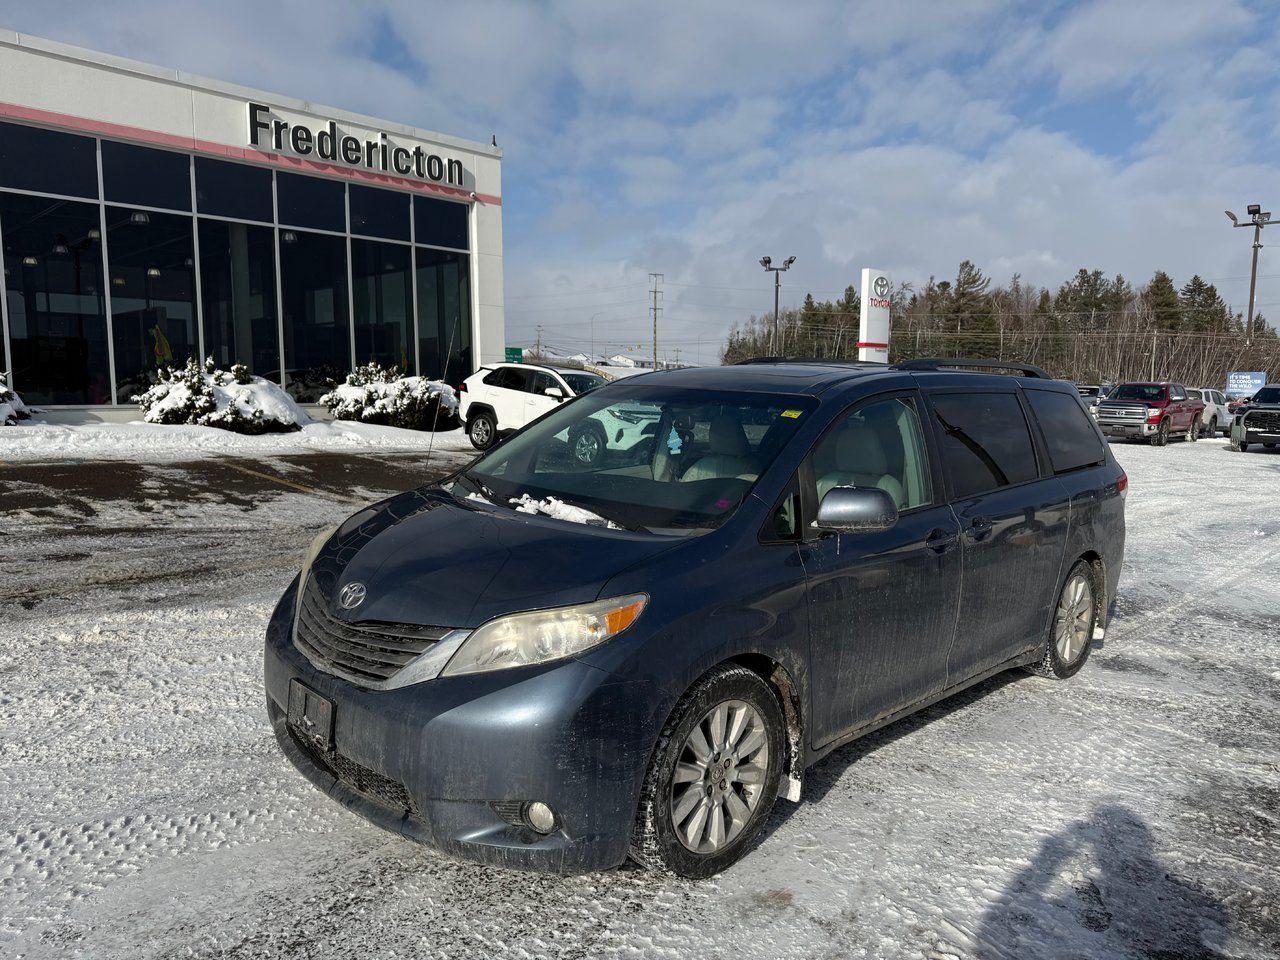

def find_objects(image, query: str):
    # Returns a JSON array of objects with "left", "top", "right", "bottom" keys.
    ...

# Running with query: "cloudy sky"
[{"left": 5, "top": 0, "right": 1279, "bottom": 363}]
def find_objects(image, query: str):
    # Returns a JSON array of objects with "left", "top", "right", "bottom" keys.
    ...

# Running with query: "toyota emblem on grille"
[{"left": 338, "top": 581, "right": 367, "bottom": 610}]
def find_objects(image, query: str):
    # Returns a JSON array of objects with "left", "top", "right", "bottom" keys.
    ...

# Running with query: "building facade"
[{"left": 0, "top": 31, "right": 504, "bottom": 410}]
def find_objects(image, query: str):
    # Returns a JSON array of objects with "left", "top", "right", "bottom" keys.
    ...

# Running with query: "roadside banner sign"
[
  {"left": 505, "top": 347, "right": 523, "bottom": 363},
  {"left": 1225, "top": 371, "right": 1266, "bottom": 398},
  {"left": 858, "top": 268, "right": 891, "bottom": 363}
]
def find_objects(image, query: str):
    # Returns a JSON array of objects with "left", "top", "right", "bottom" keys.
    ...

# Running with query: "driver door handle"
[{"left": 925, "top": 528, "right": 959, "bottom": 554}]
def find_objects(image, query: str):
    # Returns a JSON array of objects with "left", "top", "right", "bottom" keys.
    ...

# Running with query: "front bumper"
[
  {"left": 1098, "top": 419, "right": 1158, "bottom": 438},
  {"left": 264, "top": 579, "right": 660, "bottom": 874},
  {"left": 1232, "top": 418, "right": 1280, "bottom": 445}
]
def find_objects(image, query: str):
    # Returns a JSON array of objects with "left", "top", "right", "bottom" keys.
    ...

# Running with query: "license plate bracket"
[{"left": 287, "top": 679, "right": 335, "bottom": 752}]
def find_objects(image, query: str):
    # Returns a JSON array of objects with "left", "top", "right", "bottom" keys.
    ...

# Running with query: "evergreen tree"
[{"left": 1144, "top": 271, "right": 1180, "bottom": 331}]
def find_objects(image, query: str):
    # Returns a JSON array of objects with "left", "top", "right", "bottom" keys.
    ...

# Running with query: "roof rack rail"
[{"left": 896, "top": 358, "right": 1051, "bottom": 379}]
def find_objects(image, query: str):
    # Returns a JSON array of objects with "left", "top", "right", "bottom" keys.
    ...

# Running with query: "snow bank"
[
  {"left": 1, "top": 372, "right": 31, "bottom": 425},
  {"left": 0, "top": 420, "right": 477, "bottom": 463},
  {"left": 321, "top": 363, "right": 459, "bottom": 431},
  {"left": 134, "top": 358, "right": 305, "bottom": 434}
]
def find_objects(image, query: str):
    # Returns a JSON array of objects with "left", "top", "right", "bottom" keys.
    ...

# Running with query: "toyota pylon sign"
[{"left": 859, "top": 268, "right": 892, "bottom": 362}]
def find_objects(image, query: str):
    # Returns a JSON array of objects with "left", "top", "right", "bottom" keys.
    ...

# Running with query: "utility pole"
[
  {"left": 649, "top": 273, "right": 663, "bottom": 369},
  {"left": 1226, "top": 204, "right": 1273, "bottom": 345},
  {"left": 759, "top": 256, "right": 796, "bottom": 354},
  {"left": 535, "top": 324, "right": 543, "bottom": 359}
]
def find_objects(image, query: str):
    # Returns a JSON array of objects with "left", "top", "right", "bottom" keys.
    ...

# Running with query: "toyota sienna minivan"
[{"left": 264, "top": 358, "right": 1126, "bottom": 878}]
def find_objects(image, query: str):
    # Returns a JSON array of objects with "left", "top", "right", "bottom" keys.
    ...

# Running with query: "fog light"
[{"left": 523, "top": 801, "right": 556, "bottom": 834}]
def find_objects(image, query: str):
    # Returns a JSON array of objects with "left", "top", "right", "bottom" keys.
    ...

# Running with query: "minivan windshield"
[
  {"left": 454, "top": 386, "right": 815, "bottom": 533},
  {"left": 1111, "top": 384, "right": 1167, "bottom": 402}
]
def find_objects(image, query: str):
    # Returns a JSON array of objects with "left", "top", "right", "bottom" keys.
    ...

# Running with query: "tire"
[
  {"left": 630, "top": 665, "right": 785, "bottom": 879},
  {"left": 1027, "top": 560, "right": 1097, "bottom": 680},
  {"left": 1150, "top": 419, "right": 1170, "bottom": 446},
  {"left": 1232, "top": 439, "right": 1249, "bottom": 452},
  {"left": 1205, "top": 416, "right": 1217, "bottom": 439},
  {"left": 568, "top": 423, "right": 607, "bottom": 466},
  {"left": 467, "top": 410, "right": 497, "bottom": 450}
]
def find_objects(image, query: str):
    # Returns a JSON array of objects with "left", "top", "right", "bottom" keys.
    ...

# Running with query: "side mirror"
[
  {"left": 815, "top": 486, "right": 898, "bottom": 535},
  {"left": 544, "top": 386, "right": 564, "bottom": 400}
]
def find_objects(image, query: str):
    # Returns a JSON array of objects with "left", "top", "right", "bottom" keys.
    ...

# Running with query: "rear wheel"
[
  {"left": 1027, "top": 561, "right": 1097, "bottom": 679},
  {"left": 1232, "top": 438, "right": 1249, "bottom": 452},
  {"left": 1150, "top": 419, "right": 1170, "bottom": 446},
  {"left": 467, "top": 410, "right": 497, "bottom": 450},
  {"left": 569, "top": 423, "right": 607, "bottom": 466},
  {"left": 1204, "top": 416, "right": 1217, "bottom": 438},
  {"left": 630, "top": 665, "right": 784, "bottom": 878}
]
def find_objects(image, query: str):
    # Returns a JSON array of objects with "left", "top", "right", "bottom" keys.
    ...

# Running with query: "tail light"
[
  {"left": 457, "top": 381, "right": 467, "bottom": 392},
  {"left": 1117, "top": 472, "right": 1128, "bottom": 499}
]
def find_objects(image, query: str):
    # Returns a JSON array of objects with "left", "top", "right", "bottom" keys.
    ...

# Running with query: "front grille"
[
  {"left": 1097, "top": 404, "right": 1146, "bottom": 421},
  {"left": 287, "top": 722, "right": 418, "bottom": 817},
  {"left": 293, "top": 576, "right": 452, "bottom": 685},
  {"left": 1244, "top": 409, "right": 1280, "bottom": 432}
]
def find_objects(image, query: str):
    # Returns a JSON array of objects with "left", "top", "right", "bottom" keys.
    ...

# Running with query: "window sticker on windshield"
[
  {"left": 666, "top": 428, "right": 683, "bottom": 454},
  {"left": 780, "top": 409, "right": 803, "bottom": 419}
]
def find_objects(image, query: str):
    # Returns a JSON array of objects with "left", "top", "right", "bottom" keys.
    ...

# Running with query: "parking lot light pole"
[
  {"left": 759, "top": 255, "right": 796, "bottom": 354},
  {"left": 1225, "top": 205, "right": 1272, "bottom": 345}
]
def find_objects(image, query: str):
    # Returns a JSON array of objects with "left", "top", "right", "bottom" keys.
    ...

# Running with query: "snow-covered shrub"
[
  {"left": 321, "top": 362, "right": 460, "bottom": 431},
  {"left": 1, "top": 372, "right": 31, "bottom": 425},
  {"left": 132, "top": 357, "right": 305, "bottom": 434}
]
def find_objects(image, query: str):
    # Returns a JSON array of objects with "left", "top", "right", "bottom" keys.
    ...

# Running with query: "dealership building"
[{"left": 0, "top": 31, "right": 504, "bottom": 415}]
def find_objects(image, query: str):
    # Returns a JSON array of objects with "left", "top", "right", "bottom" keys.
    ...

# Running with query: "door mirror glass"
[
  {"left": 815, "top": 486, "right": 898, "bottom": 534},
  {"left": 545, "top": 385, "right": 564, "bottom": 399}
]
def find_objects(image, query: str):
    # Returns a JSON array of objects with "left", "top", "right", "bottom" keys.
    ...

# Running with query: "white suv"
[
  {"left": 1188, "top": 388, "right": 1231, "bottom": 438},
  {"left": 459, "top": 363, "right": 606, "bottom": 449}
]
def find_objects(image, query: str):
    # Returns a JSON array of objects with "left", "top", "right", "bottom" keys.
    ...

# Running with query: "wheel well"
[
  {"left": 1077, "top": 550, "right": 1108, "bottom": 628},
  {"left": 467, "top": 403, "right": 495, "bottom": 423},
  {"left": 727, "top": 653, "right": 804, "bottom": 801}
]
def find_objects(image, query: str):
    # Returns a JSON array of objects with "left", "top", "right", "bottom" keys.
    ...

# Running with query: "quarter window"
[
  {"left": 929, "top": 392, "right": 1039, "bottom": 499},
  {"left": 810, "top": 395, "right": 933, "bottom": 511},
  {"left": 1024, "top": 389, "right": 1105, "bottom": 474}
]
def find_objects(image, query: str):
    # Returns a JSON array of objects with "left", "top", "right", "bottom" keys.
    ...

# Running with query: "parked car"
[
  {"left": 1227, "top": 394, "right": 1255, "bottom": 417},
  {"left": 264, "top": 357, "right": 1126, "bottom": 878},
  {"left": 1076, "top": 384, "right": 1110, "bottom": 419},
  {"left": 1186, "top": 388, "right": 1232, "bottom": 438},
  {"left": 1230, "top": 384, "right": 1280, "bottom": 452},
  {"left": 1094, "top": 382, "right": 1204, "bottom": 445},
  {"left": 458, "top": 363, "right": 606, "bottom": 450}
]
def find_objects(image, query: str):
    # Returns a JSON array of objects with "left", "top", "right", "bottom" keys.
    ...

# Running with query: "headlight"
[
  {"left": 1146, "top": 407, "right": 1163, "bottom": 422},
  {"left": 441, "top": 593, "right": 648, "bottom": 677}
]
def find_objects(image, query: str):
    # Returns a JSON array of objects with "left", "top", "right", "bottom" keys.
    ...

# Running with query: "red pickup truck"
[{"left": 1094, "top": 382, "right": 1205, "bottom": 446}]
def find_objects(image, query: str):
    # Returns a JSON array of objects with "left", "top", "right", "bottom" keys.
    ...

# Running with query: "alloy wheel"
[
  {"left": 574, "top": 430, "right": 601, "bottom": 464},
  {"left": 1054, "top": 572, "right": 1094, "bottom": 665},
  {"left": 471, "top": 417, "right": 492, "bottom": 445},
  {"left": 670, "top": 699, "right": 770, "bottom": 855}
]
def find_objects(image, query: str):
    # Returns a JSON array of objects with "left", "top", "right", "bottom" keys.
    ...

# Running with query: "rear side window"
[
  {"left": 483, "top": 368, "right": 509, "bottom": 388},
  {"left": 1025, "top": 389, "right": 1106, "bottom": 474},
  {"left": 929, "top": 392, "right": 1039, "bottom": 499}
]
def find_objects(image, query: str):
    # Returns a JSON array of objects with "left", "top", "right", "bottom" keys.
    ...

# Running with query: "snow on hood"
[{"left": 509, "top": 493, "right": 621, "bottom": 529}]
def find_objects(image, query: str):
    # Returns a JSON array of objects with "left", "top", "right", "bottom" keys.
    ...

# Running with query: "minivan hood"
[{"left": 309, "top": 490, "right": 679, "bottom": 629}]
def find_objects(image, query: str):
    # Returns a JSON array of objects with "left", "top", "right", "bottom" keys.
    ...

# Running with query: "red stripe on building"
[{"left": 0, "top": 100, "right": 501, "bottom": 206}]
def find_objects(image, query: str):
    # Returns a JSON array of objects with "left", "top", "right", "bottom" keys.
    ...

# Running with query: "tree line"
[{"left": 722, "top": 261, "right": 1280, "bottom": 386}]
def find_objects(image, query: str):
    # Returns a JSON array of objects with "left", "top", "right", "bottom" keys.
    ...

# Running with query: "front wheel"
[
  {"left": 1150, "top": 419, "right": 1170, "bottom": 446},
  {"left": 1231, "top": 439, "right": 1249, "bottom": 452},
  {"left": 1204, "top": 416, "right": 1217, "bottom": 438},
  {"left": 1185, "top": 417, "right": 1197, "bottom": 442},
  {"left": 630, "top": 666, "right": 784, "bottom": 878},
  {"left": 1027, "top": 561, "right": 1097, "bottom": 679}
]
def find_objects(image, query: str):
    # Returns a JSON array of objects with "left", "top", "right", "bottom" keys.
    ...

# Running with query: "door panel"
[
  {"left": 947, "top": 480, "right": 1070, "bottom": 678},
  {"left": 801, "top": 506, "right": 961, "bottom": 745}
]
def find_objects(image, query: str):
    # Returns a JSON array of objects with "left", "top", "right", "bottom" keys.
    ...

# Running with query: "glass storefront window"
[
  {"left": 105, "top": 206, "right": 198, "bottom": 402},
  {"left": 415, "top": 247, "right": 471, "bottom": 383},
  {"left": 102, "top": 141, "right": 191, "bottom": 211},
  {"left": 279, "top": 229, "right": 350, "bottom": 401},
  {"left": 194, "top": 157, "right": 273, "bottom": 222},
  {"left": 414, "top": 196, "right": 468, "bottom": 250},
  {"left": 0, "top": 121, "right": 98, "bottom": 199},
  {"left": 277, "top": 172, "right": 345, "bottom": 232},
  {"left": 352, "top": 238, "right": 413, "bottom": 372},
  {"left": 349, "top": 184, "right": 409, "bottom": 241},
  {"left": 198, "top": 219, "right": 280, "bottom": 379},
  {"left": 0, "top": 192, "right": 110, "bottom": 403}
]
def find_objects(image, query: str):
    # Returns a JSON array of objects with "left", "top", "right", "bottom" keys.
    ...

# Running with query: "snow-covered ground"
[
  {"left": 1, "top": 438, "right": 1277, "bottom": 958},
  {"left": 0, "top": 420, "right": 475, "bottom": 463}
]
